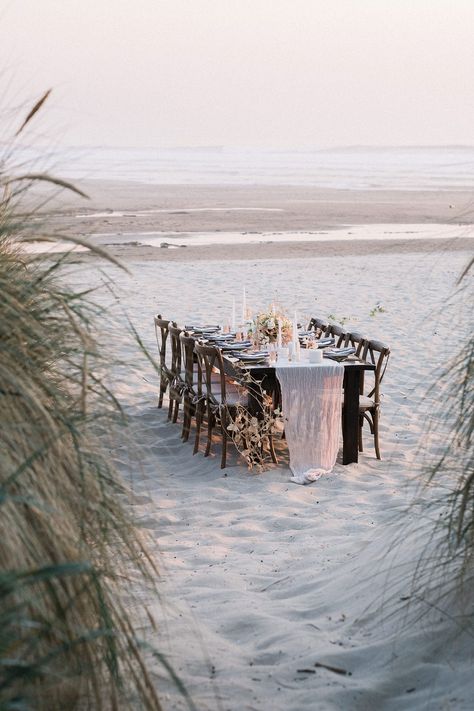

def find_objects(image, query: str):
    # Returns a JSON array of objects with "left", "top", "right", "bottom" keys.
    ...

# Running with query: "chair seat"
[
  {"left": 191, "top": 363, "right": 222, "bottom": 384},
  {"left": 359, "top": 395, "right": 376, "bottom": 410},
  {"left": 203, "top": 387, "right": 248, "bottom": 408},
  {"left": 196, "top": 382, "right": 242, "bottom": 402}
]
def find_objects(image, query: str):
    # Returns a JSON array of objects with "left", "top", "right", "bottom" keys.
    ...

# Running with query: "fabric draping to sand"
[{"left": 276, "top": 361, "right": 344, "bottom": 484}]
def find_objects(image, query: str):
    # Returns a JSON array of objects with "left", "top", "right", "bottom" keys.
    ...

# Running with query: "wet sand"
[
  {"left": 24, "top": 180, "right": 473, "bottom": 264},
  {"left": 33, "top": 181, "right": 474, "bottom": 238}
]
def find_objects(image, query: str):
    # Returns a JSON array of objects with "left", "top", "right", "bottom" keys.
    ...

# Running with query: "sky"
[{"left": 2, "top": 0, "right": 474, "bottom": 148}]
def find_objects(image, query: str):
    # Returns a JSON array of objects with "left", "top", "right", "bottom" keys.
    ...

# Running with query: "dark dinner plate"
[{"left": 236, "top": 352, "right": 268, "bottom": 361}]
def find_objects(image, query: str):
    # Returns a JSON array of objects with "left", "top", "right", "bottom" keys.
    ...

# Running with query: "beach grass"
[{"left": 0, "top": 97, "right": 165, "bottom": 710}]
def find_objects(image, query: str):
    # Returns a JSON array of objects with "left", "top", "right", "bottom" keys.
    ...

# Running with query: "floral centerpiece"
[{"left": 247, "top": 306, "right": 292, "bottom": 346}]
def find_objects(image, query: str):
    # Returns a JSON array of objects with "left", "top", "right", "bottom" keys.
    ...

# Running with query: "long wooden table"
[{"left": 221, "top": 355, "right": 375, "bottom": 465}]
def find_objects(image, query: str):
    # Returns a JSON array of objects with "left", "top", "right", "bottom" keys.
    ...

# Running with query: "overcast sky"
[{"left": 2, "top": 0, "right": 474, "bottom": 148}]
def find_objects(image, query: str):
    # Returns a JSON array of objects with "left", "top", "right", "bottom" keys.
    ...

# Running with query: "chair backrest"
[
  {"left": 168, "top": 324, "right": 183, "bottom": 379},
  {"left": 307, "top": 317, "right": 329, "bottom": 339},
  {"left": 326, "top": 324, "right": 346, "bottom": 347},
  {"left": 343, "top": 331, "right": 366, "bottom": 357},
  {"left": 154, "top": 314, "right": 171, "bottom": 368},
  {"left": 194, "top": 342, "right": 227, "bottom": 408},
  {"left": 360, "top": 339, "right": 390, "bottom": 402},
  {"left": 180, "top": 331, "right": 198, "bottom": 392}
]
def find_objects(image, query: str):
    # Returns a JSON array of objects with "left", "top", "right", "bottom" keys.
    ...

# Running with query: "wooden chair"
[
  {"left": 168, "top": 324, "right": 184, "bottom": 423},
  {"left": 194, "top": 342, "right": 249, "bottom": 469},
  {"left": 153, "top": 315, "right": 173, "bottom": 409},
  {"left": 180, "top": 333, "right": 226, "bottom": 447},
  {"left": 196, "top": 343, "right": 279, "bottom": 469},
  {"left": 358, "top": 339, "right": 390, "bottom": 459}
]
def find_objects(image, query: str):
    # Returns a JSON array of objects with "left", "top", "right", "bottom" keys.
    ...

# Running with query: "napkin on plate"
[
  {"left": 220, "top": 340, "right": 252, "bottom": 350},
  {"left": 323, "top": 346, "right": 356, "bottom": 360},
  {"left": 185, "top": 324, "right": 220, "bottom": 332},
  {"left": 317, "top": 337, "right": 335, "bottom": 346}
]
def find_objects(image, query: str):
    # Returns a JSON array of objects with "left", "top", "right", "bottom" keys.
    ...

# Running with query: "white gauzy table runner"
[{"left": 275, "top": 361, "right": 344, "bottom": 484}]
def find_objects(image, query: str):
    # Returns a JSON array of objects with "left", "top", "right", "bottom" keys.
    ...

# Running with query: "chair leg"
[
  {"left": 205, "top": 411, "right": 213, "bottom": 457},
  {"left": 221, "top": 412, "right": 227, "bottom": 471},
  {"left": 172, "top": 399, "right": 179, "bottom": 423},
  {"left": 221, "top": 426, "right": 227, "bottom": 476},
  {"left": 193, "top": 404, "right": 202, "bottom": 455},
  {"left": 358, "top": 414, "right": 364, "bottom": 452},
  {"left": 373, "top": 409, "right": 381, "bottom": 460},
  {"left": 181, "top": 399, "right": 189, "bottom": 440},
  {"left": 183, "top": 400, "right": 194, "bottom": 442},
  {"left": 268, "top": 434, "right": 278, "bottom": 464}
]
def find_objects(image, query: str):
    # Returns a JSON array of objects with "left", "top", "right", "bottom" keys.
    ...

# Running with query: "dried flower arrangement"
[
  {"left": 220, "top": 373, "right": 282, "bottom": 471},
  {"left": 247, "top": 306, "right": 292, "bottom": 346}
]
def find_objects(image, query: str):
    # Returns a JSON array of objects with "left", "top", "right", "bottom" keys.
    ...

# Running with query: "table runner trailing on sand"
[{"left": 276, "top": 362, "right": 344, "bottom": 484}]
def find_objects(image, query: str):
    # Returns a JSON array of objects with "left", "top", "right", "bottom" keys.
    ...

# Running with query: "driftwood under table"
[{"left": 222, "top": 355, "right": 375, "bottom": 465}]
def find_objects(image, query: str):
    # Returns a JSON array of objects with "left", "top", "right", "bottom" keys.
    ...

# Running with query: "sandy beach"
[{"left": 53, "top": 180, "right": 474, "bottom": 710}]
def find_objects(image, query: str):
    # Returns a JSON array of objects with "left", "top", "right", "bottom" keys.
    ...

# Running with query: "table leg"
[{"left": 343, "top": 369, "right": 361, "bottom": 464}]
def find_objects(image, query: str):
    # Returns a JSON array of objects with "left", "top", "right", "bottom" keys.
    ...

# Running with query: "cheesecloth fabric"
[{"left": 276, "top": 362, "right": 344, "bottom": 484}]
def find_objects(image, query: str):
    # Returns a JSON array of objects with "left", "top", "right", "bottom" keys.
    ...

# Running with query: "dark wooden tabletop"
[{"left": 222, "top": 353, "right": 375, "bottom": 377}]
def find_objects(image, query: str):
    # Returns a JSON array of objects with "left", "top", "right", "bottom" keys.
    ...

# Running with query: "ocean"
[{"left": 13, "top": 145, "right": 474, "bottom": 190}]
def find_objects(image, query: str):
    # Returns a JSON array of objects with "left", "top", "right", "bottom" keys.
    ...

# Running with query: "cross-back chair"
[
  {"left": 180, "top": 333, "right": 226, "bottom": 447},
  {"left": 194, "top": 342, "right": 246, "bottom": 469},
  {"left": 194, "top": 343, "right": 279, "bottom": 469},
  {"left": 358, "top": 339, "right": 390, "bottom": 459},
  {"left": 154, "top": 315, "right": 173, "bottom": 409}
]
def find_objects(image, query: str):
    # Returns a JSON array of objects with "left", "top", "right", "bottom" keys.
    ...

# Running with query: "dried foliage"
[
  {"left": 224, "top": 374, "right": 282, "bottom": 471},
  {"left": 14, "top": 89, "right": 52, "bottom": 136}
]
